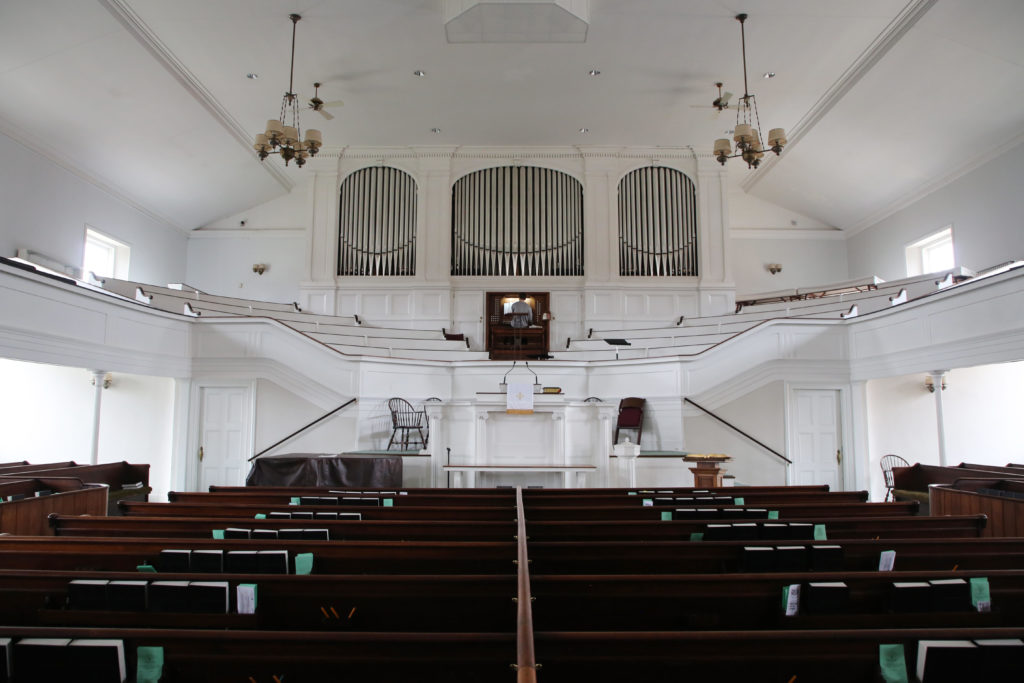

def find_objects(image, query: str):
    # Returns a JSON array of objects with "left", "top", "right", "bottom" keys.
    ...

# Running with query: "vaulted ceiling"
[{"left": 1, "top": 0, "right": 1022, "bottom": 233}]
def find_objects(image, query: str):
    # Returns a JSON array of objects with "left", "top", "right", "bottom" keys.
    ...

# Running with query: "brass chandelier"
[
  {"left": 713, "top": 14, "right": 786, "bottom": 169},
  {"left": 253, "top": 14, "right": 322, "bottom": 167}
]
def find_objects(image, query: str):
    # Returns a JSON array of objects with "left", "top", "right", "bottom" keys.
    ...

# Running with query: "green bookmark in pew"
[
  {"left": 136, "top": 564, "right": 156, "bottom": 573},
  {"left": 878, "top": 643, "right": 909, "bottom": 683},
  {"left": 767, "top": 510, "right": 779, "bottom": 520},
  {"left": 971, "top": 576, "right": 991, "bottom": 612},
  {"left": 289, "top": 496, "right": 300, "bottom": 506},
  {"left": 660, "top": 511, "right": 672, "bottom": 521},
  {"left": 627, "top": 491, "right": 637, "bottom": 496},
  {"left": 136, "top": 646, "right": 164, "bottom": 683},
  {"left": 689, "top": 532, "right": 704, "bottom": 541},
  {"left": 733, "top": 497, "right": 745, "bottom": 505},
  {"left": 383, "top": 498, "right": 393, "bottom": 507},
  {"left": 254, "top": 513, "right": 266, "bottom": 519},
  {"left": 295, "top": 553, "right": 314, "bottom": 575},
  {"left": 814, "top": 524, "right": 827, "bottom": 540},
  {"left": 212, "top": 529, "right": 225, "bottom": 540}
]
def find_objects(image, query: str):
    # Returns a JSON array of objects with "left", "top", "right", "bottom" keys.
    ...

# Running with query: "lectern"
[{"left": 684, "top": 453, "right": 732, "bottom": 488}]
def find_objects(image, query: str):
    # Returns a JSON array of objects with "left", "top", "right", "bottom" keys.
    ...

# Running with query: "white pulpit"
[{"left": 424, "top": 395, "right": 617, "bottom": 488}]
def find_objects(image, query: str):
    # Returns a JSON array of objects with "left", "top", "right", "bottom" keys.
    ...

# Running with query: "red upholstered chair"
[{"left": 614, "top": 397, "right": 646, "bottom": 445}]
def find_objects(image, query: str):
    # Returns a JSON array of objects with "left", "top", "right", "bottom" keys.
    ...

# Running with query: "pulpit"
[{"left": 684, "top": 453, "right": 732, "bottom": 488}]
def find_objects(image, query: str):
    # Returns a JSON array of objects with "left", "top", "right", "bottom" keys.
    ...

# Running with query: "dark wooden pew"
[
  {"left": 0, "top": 625, "right": 516, "bottom": 683},
  {"left": 0, "top": 568, "right": 515, "bottom": 632},
  {"left": 526, "top": 537, "right": 1024, "bottom": 574},
  {"left": 50, "top": 514, "right": 516, "bottom": 541},
  {"left": 530, "top": 568, "right": 1024, "bottom": 631},
  {"left": 0, "top": 536, "right": 516, "bottom": 574},
  {"left": 532, "top": 627, "right": 1024, "bottom": 683},
  {"left": 0, "top": 478, "right": 107, "bottom": 534},
  {"left": 523, "top": 500, "right": 920, "bottom": 520}
]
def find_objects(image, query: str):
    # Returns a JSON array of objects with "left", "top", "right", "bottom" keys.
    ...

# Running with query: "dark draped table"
[{"left": 245, "top": 453, "right": 403, "bottom": 488}]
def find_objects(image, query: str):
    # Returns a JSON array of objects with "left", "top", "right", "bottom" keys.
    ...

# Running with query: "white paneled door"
[
  {"left": 197, "top": 386, "right": 251, "bottom": 490},
  {"left": 792, "top": 389, "right": 843, "bottom": 489}
]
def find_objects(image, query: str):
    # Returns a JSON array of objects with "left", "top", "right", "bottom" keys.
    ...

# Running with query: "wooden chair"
[
  {"left": 614, "top": 397, "right": 645, "bottom": 445},
  {"left": 880, "top": 454, "right": 910, "bottom": 502},
  {"left": 387, "top": 397, "right": 428, "bottom": 451}
]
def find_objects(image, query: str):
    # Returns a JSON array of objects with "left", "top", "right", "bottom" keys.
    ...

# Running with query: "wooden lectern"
[{"left": 684, "top": 454, "right": 732, "bottom": 488}]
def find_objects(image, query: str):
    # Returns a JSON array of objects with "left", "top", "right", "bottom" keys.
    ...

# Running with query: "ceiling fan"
[
  {"left": 690, "top": 82, "right": 733, "bottom": 116},
  {"left": 308, "top": 82, "right": 343, "bottom": 120}
]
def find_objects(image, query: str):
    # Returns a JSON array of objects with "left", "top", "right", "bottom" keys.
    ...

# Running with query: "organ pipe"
[
  {"left": 337, "top": 167, "right": 417, "bottom": 277},
  {"left": 618, "top": 166, "right": 698, "bottom": 277},
  {"left": 450, "top": 166, "right": 583, "bottom": 277}
]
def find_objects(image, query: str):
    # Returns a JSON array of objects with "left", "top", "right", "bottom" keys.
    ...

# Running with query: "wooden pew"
[
  {"left": 1, "top": 461, "right": 150, "bottom": 514},
  {"left": 931, "top": 478, "right": 1024, "bottom": 537},
  {"left": 525, "top": 537, "right": 1022, "bottom": 574},
  {"left": 0, "top": 536, "right": 516, "bottom": 574},
  {"left": 0, "top": 568, "right": 515, "bottom": 632},
  {"left": 524, "top": 500, "right": 920, "bottom": 520},
  {"left": 532, "top": 627, "right": 1024, "bottom": 683},
  {"left": 50, "top": 514, "right": 516, "bottom": 541},
  {"left": 0, "top": 625, "right": 516, "bottom": 683},
  {"left": 0, "top": 478, "right": 107, "bottom": 535},
  {"left": 120, "top": 500, "right": 517, "bottom": 521}
]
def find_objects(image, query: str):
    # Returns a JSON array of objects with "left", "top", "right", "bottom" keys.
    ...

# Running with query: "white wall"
[
  {"left": 732, "top": 236, "right": 849, "bottom": 296},
  {"left": 253, "top": 379, "right": 359, "bottom": 456},
  {"left": 0, "top": 358, "right": 175, "bottom": 503},
  {"left": 0, "top": 131, "right": 188, "bottom": 285},
  {"left": 847, "top": 143, "right": 1024, "bottom": 281},
  {"left": 186, "top": 230, "right": 307, "bottom": 304},
  {"left": 865, "top": 361, "right": 1024, "bottom": 501},
  {"left": 683, "top": 382, "right": 789, "bottom": 486}
]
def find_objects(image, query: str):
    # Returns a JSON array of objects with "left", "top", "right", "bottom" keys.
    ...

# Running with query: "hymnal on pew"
[
  {"left": 188, "top": 581, "right": 230, "bottom": 613},
  {"left": 107, "top": 580, "right": 148, "bottom": 611},
  {"left": 0, "top": 636, "right": 11, "bottom": 683},
  {"left": 928, "top": 578, "right": 970, "bottom": 611},
  {"left": 149, "top": 581, "right": 189, "bottom": 612},
  {"left": 775, "top": 546, "right": 807, "bottom": 571},
  {"left": 916, "top": 640, "right": 977, "bottom": 682},
  {"left": 68, "top": 579, "right": 109, "bottom": 610},
  {"left": 157, "top": 549, "right": 191, "bottom": 572},
  {"left": 191, "top": 549, "right": 224, "bottom": 573},
  {"left": 891, "top": 582, "right": 931, "bottom": 613},
  {"left": 802, "top": 581, "right": 849, "bottom": 614},
  {"left": 258, "top": 549, "right": 290, "bottom": 574},
  {"left": 68, "top": 639, "right": 126, "bottom": 683},
  {"left": 224, "top": 528, "right": 252, "bottom": 540}
]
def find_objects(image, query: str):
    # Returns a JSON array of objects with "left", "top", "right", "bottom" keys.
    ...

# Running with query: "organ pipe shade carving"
[
  {"left": 338, "top": 167, "right": 417, "bottom": 276},
  {"left": 451, "top": 166, "right": 584, "bottom": 276},
  {"left": 618, "top": 167, "right": 698, "bottom": 276}
]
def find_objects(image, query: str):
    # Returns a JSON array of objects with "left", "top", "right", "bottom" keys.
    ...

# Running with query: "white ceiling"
[{"left": 1, "top": 0, "right": 1022, "bottom": 232}]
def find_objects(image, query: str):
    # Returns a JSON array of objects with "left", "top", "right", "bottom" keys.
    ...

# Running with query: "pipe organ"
[
  {"left": 337, "top": 167, "right": 417, "bottom": 276},
  {"left": 451, "top": 166, "right": 584, "bottom": 277},
  {"left": 618, "top": 166, "right": 698, "bottom": 276}
]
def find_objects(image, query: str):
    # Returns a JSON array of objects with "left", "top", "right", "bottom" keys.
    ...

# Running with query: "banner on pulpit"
[{"left": 506, "top": 383, "right": 534, "bottom": 414}]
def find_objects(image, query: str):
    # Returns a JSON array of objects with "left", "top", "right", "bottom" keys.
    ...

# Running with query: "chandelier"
[
  {"left": 253, "top": 14, "right": 322, "bottom": 167},
  {"left": 713, "top": 14, "right": 786, "bottom": 169}
]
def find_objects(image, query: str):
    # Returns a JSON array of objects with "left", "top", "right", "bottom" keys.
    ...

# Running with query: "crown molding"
[
  {"left": 99, "top": 0, "right": 293, "bottom": 194},
  {"left": 731, "top": 228, "right": 845, "bottom": 241},
  {"left": 0, "top": 117, "right": 185, "bottom": 233},
  {"left": 329, "top": 145, "right": 703, "bottom": 162},
  {"left": 189, "top": 228, "right": 306, "bottom": 239},
  {"left": 842, "top": 131, "right": 1024, "bottom": 236},
  {"left": 740, "top": 0, "right": 938, "bottom": 192}
]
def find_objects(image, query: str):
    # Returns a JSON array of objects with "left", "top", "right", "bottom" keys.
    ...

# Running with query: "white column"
[
  {"left": 848, "top": 380, "right": 871, "bottom": 495},
  {"left": 930, "top": 370, "right": 949, "bottom": 466},
  {"left": 88, "top": 370, "right": 107, "bottom": 466}
]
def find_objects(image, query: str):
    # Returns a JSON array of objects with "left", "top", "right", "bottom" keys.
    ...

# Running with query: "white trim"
[
  {"left": 842, "top": 133, "right": 1024, "bottom": 235},
  {"left": 189, "top": 228, "right": 306, "bottom": 240},
  {"left": 0, "top": 118, "right": 185, "bottom": 233},
  {"left": 742, "top": 0, "right": 938, "bottom": 192},
  {"left": 98, "top": 0, "right": 293, "bottom": 195},
  {"left": 730, "top": 228, "right": 845, "bottom": 241}
]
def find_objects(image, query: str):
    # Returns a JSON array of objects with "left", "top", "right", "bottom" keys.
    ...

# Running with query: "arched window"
[
  {"left": 451, "top": 165, "right": 583, "bottom": 276},
  {"left": 618, "top": 167, "right": 698, "bottom": 276},
  {"left": 338, "top": 167, "right": 417, "bottom": 276}
]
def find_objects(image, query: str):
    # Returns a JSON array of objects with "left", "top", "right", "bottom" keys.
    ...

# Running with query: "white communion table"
[{"left": 424, "top": 394, "right": 617, "bottom": 488}]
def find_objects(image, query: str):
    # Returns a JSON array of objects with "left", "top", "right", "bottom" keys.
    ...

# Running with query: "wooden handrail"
[
  {"left": 515, "top": 487, "right": 538, "bottom": 682},
  {"left": 684, "top": 397, "right": 792, "bottom": 464},
  {"left": 249, "top": 398, "right": 357, "bottom": 461}
]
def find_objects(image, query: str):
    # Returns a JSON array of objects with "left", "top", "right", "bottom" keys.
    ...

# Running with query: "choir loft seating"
[
  {"left": 560, "top": 263, "right": 1022, "bottom": 361},
  {"left": 3, "top": 482, "right": 1024, "bottom": 681}
]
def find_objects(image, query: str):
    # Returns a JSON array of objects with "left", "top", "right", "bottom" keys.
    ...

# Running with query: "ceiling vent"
[{"left": 444, "top": 0, "right": 589, "bottom": 43}]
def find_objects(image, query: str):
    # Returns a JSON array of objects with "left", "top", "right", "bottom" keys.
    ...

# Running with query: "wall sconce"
[
  {"left": 766, "top": 263, "right": 782, "bottom": 275},
  {"left": 925, "top": 373, "right": 947, "bottom": 393},
  {"left": 252, "top": 264, "right": 268, "bottom": 275},
  {"left": 91, "top": 372, "right": 113, "bottom": 389}
]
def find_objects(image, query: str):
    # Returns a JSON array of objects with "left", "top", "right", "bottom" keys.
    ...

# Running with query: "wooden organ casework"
[{"left": 485, "top": 292, "right": 550, "bottom": 360}]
